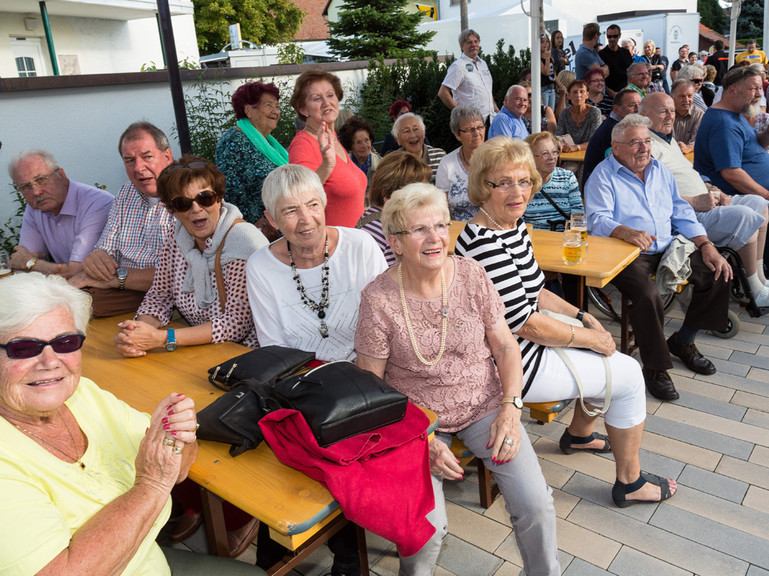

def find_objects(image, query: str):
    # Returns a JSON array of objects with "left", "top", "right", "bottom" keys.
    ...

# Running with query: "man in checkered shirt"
[{"left": 69, "top": 122, "right": 174, "bottom": 316}]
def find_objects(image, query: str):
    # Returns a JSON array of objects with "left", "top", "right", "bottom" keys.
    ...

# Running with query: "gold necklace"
[
  {"left": 398, "top": 263, "right": 448, "bottom": 366},
  {"left": 13, "top": 411, "right": 86, "bottom": 470}
]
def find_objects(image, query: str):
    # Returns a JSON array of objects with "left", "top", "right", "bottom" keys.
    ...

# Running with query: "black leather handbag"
[
  {"left": 196, "top": 378, "right": 281, "bottom": 456},
  {"left": 272, "top": 361, "right": 409, "bottom": 447},
  {"left": 207, "top": 345, "right": 315, "bottom": 391}
]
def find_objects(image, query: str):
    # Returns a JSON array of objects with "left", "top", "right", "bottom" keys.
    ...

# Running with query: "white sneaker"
[{"left": 754, "top": 285, "right": 769, "bottom": 307}]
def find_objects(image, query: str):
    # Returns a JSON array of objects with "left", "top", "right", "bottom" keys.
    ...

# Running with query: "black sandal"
[
  {"left": 559, "top": 429, "right": 612, "bottom": 455},
  {"left": 612, "top": 472, "right": 674, "bottom": 508}
]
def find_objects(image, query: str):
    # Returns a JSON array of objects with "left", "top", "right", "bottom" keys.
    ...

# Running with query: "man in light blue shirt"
[
  {"left": 488, "top": 85, "right": 528, "bottom": 140},
  {"left": 575, "top": 23, "right": 608, "bottom": 79},
  {"left": 585, "top": 114, "right": 731, "bottom": 401}
]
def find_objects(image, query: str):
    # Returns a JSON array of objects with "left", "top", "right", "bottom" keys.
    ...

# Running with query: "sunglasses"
[
  {"left": 168, "top": 190, "right": 218, "bottom": 213},
  {"left": 607, "top": 34, "right": 620, "bottom": 39},
  {"left": 0, "top": 333, "right": 86, "bottom": 359}
]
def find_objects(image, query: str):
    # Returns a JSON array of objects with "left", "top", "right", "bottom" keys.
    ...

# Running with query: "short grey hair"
[
  {"left": 627, "top": 62, "right": 651, "bottom": 76},
  {"left": 449, "top": 105, "right": 483, "bottom": 136},
  {"left": 612, "top": 114, "right": 651, "bottom": 142},
  {"left": 505, "top": 84, "right": 526, "bottom": 98},
  {"left": 749, "top": 62, "right": 766, "bottom": 74},
  {"left": 8, "top": 149, "right": 59, "bottom": 181},
  {"left": 458, "top": 29, "right": 480, "bottom": 47},
  {"left": 261, "top": 164, "right": 327, "bottom": 218},
  {"left": 723, "top": 65, "right": 763, "bottom": 91},
  {"left": 392, "top": 112, "right": 426, "bottom": 140},
  {"left": 677, "top": 64, "right": 705, "bottom": 80},
  {"left": 0, "top": 272, "right": 91, "bottom": 337},
  {"left": 670, "top": 79, "right": 695, "bottom": 96}
]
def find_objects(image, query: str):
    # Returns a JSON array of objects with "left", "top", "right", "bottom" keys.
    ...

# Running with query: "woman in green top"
[{"left": 216, "top": 81, "right": 288, "bottom": 241}]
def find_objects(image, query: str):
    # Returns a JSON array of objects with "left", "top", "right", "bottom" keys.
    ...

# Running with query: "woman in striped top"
[{"left": 454, "top": 136, "right": 677, "bottom": 508}]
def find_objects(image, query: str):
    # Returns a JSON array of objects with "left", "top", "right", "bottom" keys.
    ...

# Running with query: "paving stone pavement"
[{"left": 169, "top": 300, "right": 769, "bottom": 576}]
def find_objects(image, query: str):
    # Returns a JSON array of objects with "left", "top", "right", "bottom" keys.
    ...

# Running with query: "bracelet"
[
  {"left": 698, "top": 240, "right": 715, "bottom": 250},
  {"left": 566, "top": 325, "right": 575, "bottom": 348}
]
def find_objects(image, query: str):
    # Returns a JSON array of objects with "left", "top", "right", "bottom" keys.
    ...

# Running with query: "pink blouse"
[
  {"left": 355, "top": 257, "right": 506, "bottom": 432},
  {"left": 288, "top": 130, "right": 367, "bottom": 228},
  {"left": 136, "top": 236, "right": 258, "bottom": 348}
]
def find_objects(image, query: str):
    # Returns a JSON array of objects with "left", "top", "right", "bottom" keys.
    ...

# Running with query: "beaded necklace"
[
  {"left": 479, "top": 206, "right": 506, "bottom": 230},
  {"left": 397, "top": 263, "right": 448, "bottom": 366},
  {"left": 287, "top": 236, "right": 330, "bottom": 338}
]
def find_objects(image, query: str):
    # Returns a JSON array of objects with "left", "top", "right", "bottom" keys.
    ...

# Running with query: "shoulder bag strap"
[
  {"left": 215, "top": 218, "right": 247, "bottom": 313},
  {"left": 537, "top": 188, "right": 571, "bottom": 221}
]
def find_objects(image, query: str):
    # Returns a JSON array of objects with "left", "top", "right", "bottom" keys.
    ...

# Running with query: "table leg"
[
  {"left": 200, "top": 487, "right": 229, "bottom": 557},
  {"left": 267, "top": 513, "right": 351, "bottom": 576},
  {"left": 577, "top": 276, "right": 585, "bottom": 310},
  {"left": 357, "top": 525, "right": 370, "bottom": 576}
]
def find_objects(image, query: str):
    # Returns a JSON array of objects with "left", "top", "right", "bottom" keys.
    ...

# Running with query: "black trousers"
[{"left": 610, "top": 251, "right": 730, "bottom": 370}]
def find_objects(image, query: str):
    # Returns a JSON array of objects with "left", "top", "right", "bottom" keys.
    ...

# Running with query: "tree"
[
  {"left": 328, "top": 0, "right": 436, "bottom": 60},
  {"left": 698, "top": 0, "right": 727, "bottom": 35},
  {"left": 737, "top": 0, "right": 763, "bottom": 40},
  {"left": 193, "top": 0, "right": 306, "bottom": 55}
]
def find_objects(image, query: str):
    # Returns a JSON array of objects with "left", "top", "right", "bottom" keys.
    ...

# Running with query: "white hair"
[
  {"left": 8, "top": 149, "right": 59, "bottom": 181},
  {"left": 392, "top": 112, "right": 426, "bottom": 140},
  {"left": 611, "top": 113, "right": 651, "bottom": 141},
  {"left": 261, "top": 164, "right": 327, "bottom": 217},
  {"left": 0, "top": 272, "right": 91, "bottom": 337}
]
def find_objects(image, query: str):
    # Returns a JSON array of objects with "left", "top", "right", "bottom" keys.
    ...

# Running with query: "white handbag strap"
[{"left": 552, "top": 346, "right": 612, "bottom": 417}]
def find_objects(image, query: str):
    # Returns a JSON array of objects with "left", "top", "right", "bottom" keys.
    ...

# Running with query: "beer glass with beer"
[{"left": 562, "top": 227, "right": 583, "bottom": 265}]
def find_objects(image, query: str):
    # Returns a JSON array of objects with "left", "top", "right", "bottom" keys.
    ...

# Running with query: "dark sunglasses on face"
[
  {"left": 0, "top": 334, "right": 86, "bottom": 359},
  {"left": 607, "top": 34, "right": 620, "bottom": 39},
  {"left": 169, "top": 190, "right": 218, "bottom": 213}
]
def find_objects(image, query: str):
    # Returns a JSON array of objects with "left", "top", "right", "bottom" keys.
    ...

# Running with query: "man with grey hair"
[
  {"left": 641, "top": 92, "right": 769, "bottom": 305},
  {"left": 624, "top": 62, "right": 652, "bottom": 98},
  {"left": 678, "top": 64, "right": 713, "bottom": 110},
  {"left": 488, "top": 85, "right": 528, "bottom": 140},
  {"left": 695, "top": 66, "right": 769, "bottom": 199},
  {"left": 438, "top": 29, "right": 498, "bottom": 122},
  {"left": 9, "top": 150, "right": 113, "bottom": 277},
  {"left": 585, "top": 114, "right": 731, "bottom": 401},
  {"left": 69, "top": 121, "right": 175, "bottom": 316},
  {"left": 670, "top": 79, "right": 703, "bottom": 154}
]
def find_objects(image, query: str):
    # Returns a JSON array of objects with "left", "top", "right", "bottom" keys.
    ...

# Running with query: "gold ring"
[
  {"left": 163, "top": 437, "right": 175, "bottom": 447},
  {"left": 195, "top": 422, "right": 200, "bottom": 431},
  {"left": 173, "top": 445, "right": 183, "bottom": 455}
]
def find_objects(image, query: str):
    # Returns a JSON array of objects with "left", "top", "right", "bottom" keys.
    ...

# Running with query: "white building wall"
[{"left": 0, "top": 12, "right": 199, "bottom": 77}]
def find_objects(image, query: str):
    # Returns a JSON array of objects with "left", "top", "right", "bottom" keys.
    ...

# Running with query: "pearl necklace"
[
  {"left": 479, "top": 206, "right": 506, "bottom": 230},
  {"left": 14, "top": 411, "right": 86, "bottom": 470},
  {"left": 398, "top": 263, "right": 448, "bottom": 366},
  {"left": 287, "top": 236, "right": 330, "bottom": 338}
]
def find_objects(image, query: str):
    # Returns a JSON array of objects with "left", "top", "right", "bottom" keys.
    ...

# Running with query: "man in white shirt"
[{"left": 438, "top": 29, "right": 498, "bottom": 123}]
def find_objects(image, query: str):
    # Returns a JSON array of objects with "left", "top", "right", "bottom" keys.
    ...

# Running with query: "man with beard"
[{"left": 694, "top": 67, "right": 769, "bottom": 199}]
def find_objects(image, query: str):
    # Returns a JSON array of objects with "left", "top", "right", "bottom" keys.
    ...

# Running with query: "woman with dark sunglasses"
[
  {"left": 115, "top": 156, "right": 268, "bottom": 359},
  {"left": 114, "top": 155, "right": 268, "bottom": 555},
  {"left": 0, "top": 272, "right": 265, "bottom": 575}
]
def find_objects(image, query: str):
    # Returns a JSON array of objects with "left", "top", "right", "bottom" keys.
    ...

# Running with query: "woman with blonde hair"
[{"left": 642, "top": 40, "right": 665, "bottom": 92}]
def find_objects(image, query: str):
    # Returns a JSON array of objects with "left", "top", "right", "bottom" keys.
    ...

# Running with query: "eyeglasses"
[
  {"left": 607, "top": 34, "right": 620, "bottom": 39},
  {"left": 0, "top": 333, "right": 86, "bottom": 359},
  {"left": 616, "top": 138, "right": 652, "bottom": 150},
  {"left": 630, "top": 71, "right": 651, "bottom": 77},
  {"left": 534, "top": 151, "right": 560, "bottom": 159},
  {"left": 168, "top": 190, "right": 219, "bottom": 212},
  {"left": 691, "top": 78, "right": 703, "bottom": 84},
  {"left": 394, "top": 222, "right": 451, "bottom": 239},
  {"left": 459, "top": 125, "right": 485, "bottom": 134},
  {"left": 486, "top": 179, "right": 532, "bottom": 191},
  {"left": 13, "top": 169, "right": 60, "bottom": 194}
]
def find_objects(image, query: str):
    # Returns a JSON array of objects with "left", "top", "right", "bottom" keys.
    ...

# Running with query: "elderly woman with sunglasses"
[
  {"left": 355, "top": 183, "right": 560, "bottom": 576},
  {"left": 115, "top": 156, "right": 268, "bottom": 357},
  {"left": 0, "top": 273, "right": 264, "bottom": 576},
  {"left": 454, "top": 137, "right": 676, "bottom": 509}
]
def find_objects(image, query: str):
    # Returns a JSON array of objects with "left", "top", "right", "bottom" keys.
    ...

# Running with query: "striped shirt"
[
  {"left": 94, "top": 182, "right": 174, "bottom": 269},
  {"left": 523, "top": 167, "right": 584, "bottom": 231},
  {"left": 455, "top": 221, "right": 546, "bottom": 395},
  {"left": 356, "top": 207, "right": 396, "bottom": 266},
  {"left": 422, "top": 144, "right": 446, "bottom": 183}
]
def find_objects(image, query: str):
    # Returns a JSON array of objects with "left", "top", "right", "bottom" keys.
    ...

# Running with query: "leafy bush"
[
  {"left": 358, "top": 40, "right": 530, "bottom": 153},
  {"left": 0, "top": 190, "right": 26, "bottom": 254}
]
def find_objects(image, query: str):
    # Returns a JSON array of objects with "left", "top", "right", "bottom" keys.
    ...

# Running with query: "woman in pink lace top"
[{"left": 355, "top": 183, "right": 559, "bottom": 576}]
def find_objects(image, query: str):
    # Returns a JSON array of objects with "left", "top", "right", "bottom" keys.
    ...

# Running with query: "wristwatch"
[
  {"left": 25, "top": 258, "right": 37, "bottom": 271},
  {"left": 116, "top": 268, "right": 128, "bottom": 290},
  {"left": 502, "top": 396, "right": 524, "bottom": 410},
  {"left": 576, "top": 309, "right": 585, "bottom": 322},
  {"left": 165, "top": 329, "right": 177, "bottom": 352}
]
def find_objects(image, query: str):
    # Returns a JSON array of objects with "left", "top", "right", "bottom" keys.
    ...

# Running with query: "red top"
[{"left": 288, "top": 130, "right": 367, "bottom": 228}]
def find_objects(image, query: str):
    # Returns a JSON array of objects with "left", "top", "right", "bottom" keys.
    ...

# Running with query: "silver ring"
[
  {"left": 173, "top": 445, "right": 184, "bottom": 455},
  {"left": 437, "top": 469, "right": 443, "bottom": 476},
  {"left": 504, "top": 438, "right": 514, "bottom": 446},
  {"left": 195, "top": 422, "right": 200, "bottom": 431},
  {"left": 163, "top": 437, "right": 175, "bottom": 447}
]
